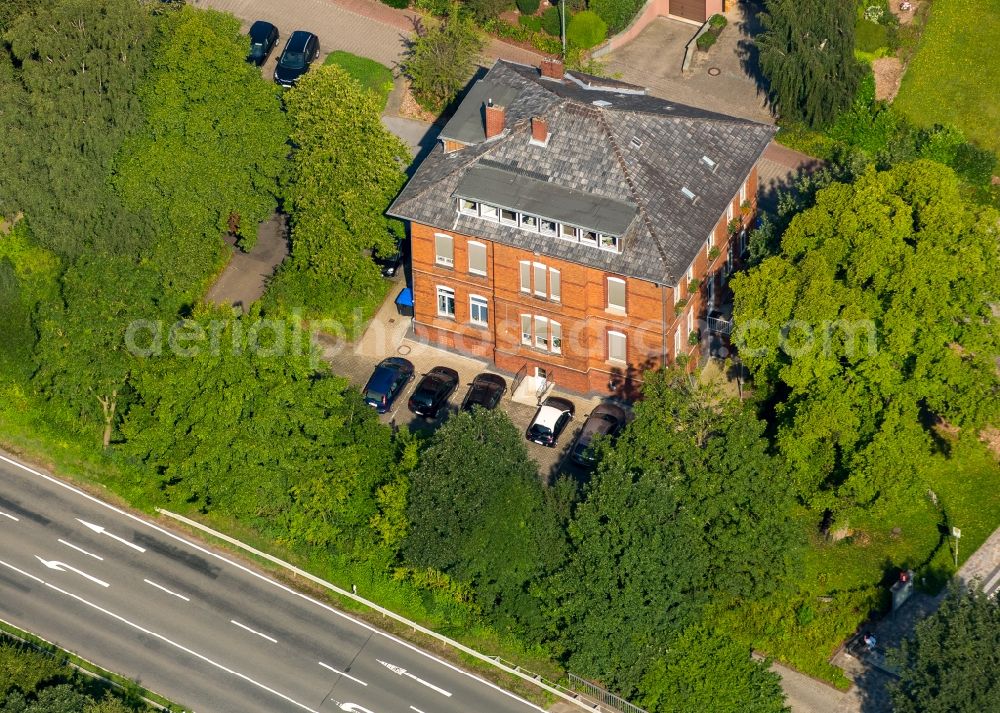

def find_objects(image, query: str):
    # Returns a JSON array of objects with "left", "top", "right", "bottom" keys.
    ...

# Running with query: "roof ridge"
[{"left": 594, "top": 109, "right": 673, "bottom": 278}]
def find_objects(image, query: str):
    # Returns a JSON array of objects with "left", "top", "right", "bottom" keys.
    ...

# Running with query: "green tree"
[
  {"left": 266, "top": 64, "right": 408, "bottom": 321},
  {"left": 757, "top": 0, "right": 862, "bottom": 128},
  {"left": 731, "top": 161, "right": 1000, "bottom": 512},
  {"left": 113, "top": 5, "right": 288, "bottom": 292},
  {"left": 890, "top": 584, "right": 1000, "bottom": 712},
  {"left": 0, "top": 641, "right": 66, "bottom": 699},
  {"left": 402, "top": 7, "right": 484, "bottom": 112},
  {"left": 403, "top": 409, "right": 567, "bottom": 635},
  {"left": 0, "top": 0, "right": 153, "bottom": 259},
  {"left": 640, "top": 625, "right": 789, "bottom": 713},
  {"left": 34, "top": 255, "right": 165, "bottom": 448},
  {"left": 566, "top": 10, "right": 607, "bottom": 50},
  {"left": 551, "top": 369, "right": 798, "bottom": 695}
]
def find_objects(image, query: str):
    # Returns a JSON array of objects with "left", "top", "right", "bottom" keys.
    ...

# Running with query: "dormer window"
[
  {"left": 559, "top": 224, "right": 578, "bottom": 240},
  {"left": 599, "top": 234, "right": 618, "bottom": 251},
  {"left": 540, "top": 219, "right": 557, "bottom": 236},
  {"left": 460, "top": 198, "right": 478, "bottom": 215},
  {"left": 581, "top": 230, "right": 598, "bottom": 246},
  {"left": 480, "top": 204, "right": 499, "bottom": 220},
  {"left": 500, "top": 208, "right": 518, "bottom": 226},
  {"left": 521, "top": 214, "right": 538, "bottom": 231}
]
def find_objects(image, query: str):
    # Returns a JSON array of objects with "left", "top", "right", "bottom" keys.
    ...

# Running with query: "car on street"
[
  {"left": 273, "top": 30, "right": 320, "bottom": 87},
  {"left": 373, "top": 238, "right": 403, "bottom": 278},
  {"left": 408, "top": 366, "right": 460, "bottom": 419},
  {"left": 460, "top": 373, "right": 507, "bottom": 412},
  {"left": 363, "top": 357, "right": 414, "bottom": 413},
  {"left": 569, "top": 403, "right": 627, "bottom": 467},
  {"left": 246, "top": 21, "right": 279, "bottom": 67},
  {"left": 526, "top": 396, "right": 575, "bottom": 447}
]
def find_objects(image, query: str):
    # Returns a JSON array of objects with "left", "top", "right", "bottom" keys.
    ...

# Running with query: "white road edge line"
[
  {"left": 409, "top": 707, "right": 427, "bottom": 713},
  {"left": 143, "top": 578, "right": 190, "bottom": 602},
  {"left": 230, "top": 619, "right": 277, "bottom": 644},
  {"left": 58, "top": 539, "right": 104, "bottom": 561},
  {"left": 318, "top": 661, "right": 369, "bottom": 687},
  {"left": 0, "top": 453, "right": 546, "bottom": 712},
  {"left": 0, "top": 558, "right": 318, "bottom": 713},
  {"left": 0, "top": 511, "right": 18, "bottom": 522}
]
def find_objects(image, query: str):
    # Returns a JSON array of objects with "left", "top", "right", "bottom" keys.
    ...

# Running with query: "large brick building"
[{"left": 388, "top": 59, "right": 775, "bottom": 396}]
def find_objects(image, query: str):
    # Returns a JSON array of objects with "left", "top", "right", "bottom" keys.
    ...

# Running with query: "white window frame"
[
  {"left": 674, "top": 327, "right": 682, "bottom": 358},
  {"left": 459, "top": 198, "right": 478, "bottom": 215},
  {"left": 533, "top": 262, "right": 547, "bottom": 298},
  {"left": 599, "top": 234, "right": 618, "bottom": 252},
  {"left": 608, "top": 330, "right": 627, "bottom": 364},
  {"left": 740, "top": 182, "right": 748, "bottom": 204},
  {"left": 726, "top": 202, "right": 734, "bottom": 222},
  {"left": 580, "top": 230, "right": 598, "bottom": 247},
  {"left": 534, "top": 316, "right": 549, "bottom": 350},
  {"left": 551, "top": 321, "right": 562, "bottom": 354},
  {"left": 539, "top": 219, "right": 557, "bottom": 237},
  {"left": 519, "top": 261, "right": 531, "bottom": 293},
  {"left": 706, "top": 231, "right": 714, "bottom": 258},
  {"left": 549, "top": 268, "right": 561, "bottom": 302},
  {"left": 706, "top": 273, "right": 715, "bottom": 307},
  {"left": 687, "top": 308, "right": 694, "bottom": 336},
  {"left": 468, "top": 241, "right": 487, "bottom": 276},
  {"left": 469, "top": 294, "right": 488, "bottom": 326},
  {"left": 607, "top": 277, "right": 626, "bottom": 313},
  {"left": 520, "top": 214, "right": 539, "bottom": 232},
  {"left": 559, "top": 224, "right": 579, "bottom": 241},
  {"left": 436, "top": 285, "right": 455, "bottom": 318},
  {"left": 434, "top": 233, "right": 454, "bottom": 267},
  {"left": 480, "top": 204, "right": 499, "bottom": 221},
  {"left": 500, "top": 208, "right": 518, "bottom": 226},
  {"left": 520, "top": 314, "right": 532, "bottom": 345}
]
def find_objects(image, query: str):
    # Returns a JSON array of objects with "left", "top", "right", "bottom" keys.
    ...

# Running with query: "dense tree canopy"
[
  {"left": 113, "top": 4, "right": 288, "bottom": 290},
  {"left": 890, "top": 585, "right": 1000, "bottom": 712},
  {"left": 0, "top": 0, "right": 154, "bottom": 259},
  {"left": 757, "top": 0, "right": 862, "bottom": 128},
  {"left": 266, "top": 64, "right": 408, "bottom": 321},
  {"left": 552, "top": 370, "right": 798, "bottom": 695},
  {"left": 732, "top": 161, "right": 1000, "bottom": 511},
  {"left": 404, "top": 409, "right": 567, "bottom": 635},
  {"left": 402, "top": 6, "right": 484, "bottom": 113}
]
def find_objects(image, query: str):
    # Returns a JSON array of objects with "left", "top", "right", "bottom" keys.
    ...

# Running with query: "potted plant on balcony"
[
  {"left": 688, "top": 329, "right": 700, "bottom": 346},
  {"left": 727, "top": 217, "right": 743, "bottom": 235},
  {"left": 708, "top": 246, "right": 720, "bottom": 261},
  {"left": 673, "top": 297, "right": 688, "bottom": 316},
  {"left": 687, "top": 278, "right": 701, "bottom": 293}
]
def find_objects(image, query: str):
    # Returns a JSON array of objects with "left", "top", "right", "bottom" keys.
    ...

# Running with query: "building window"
[
  {"left": 533, "top": 262, "right": 547, "bottom": 297},
  {"left": 520, "top": 315, "right": 532, "bottom": 345},
  {"left": 551, "top": 321, "right": 562, "bottom": 354},
  {"left": 519, "top": 261, "right": 531, "bottom": 293},
  {"left": 740, "top": 182, "right": 747, "bottom": 204},
  {"left": 726, "top": 202, "right": 734, "bottom": 222},
  {"left": 706, "top": 231, "right": 713, "bottom": 257},
  {"left": 459, "top": 198, "right": 478, "bottom": 215},
  {"left": 549, "top": 269, "right": 561, "bottom": 302},
  {"left": 706, "top": 273, "right": 715, "bottom": 307},
  {"left": 435, "top": 233, "right": 453, "bottom": 267},
  {"left": 559, "top": 224, "right": 579, "bottom": 240},
  {"left": 581, "top": 230, "right": 598, "bottom": 246},
  {"left": 436, "top": 286, "right": 455, "bottom": 318},
  {"left": 470, "top": 295, "right": 488, "bottom": 326},
  {"left": 674, "top": 327, "right": 682, "bottom": 358},
  {"left": 480, "top": 204, "right": 499, "bottom": 221},
  {"left": 608, "top": 330, "right": 626, "bottom": 363},
  {"left": 534, "top": 316, "right": 549, "bottom": 350},
  {"left": 500, "top": 208, "right": 518, "bottom": 226},
  {"left": 599, "top": 234, "right": 619, "bottom": 252},
  {"left": 540, "top": 219, "right": 557, "bottom": 236},
  {"left": 686, "top": 264, "right": 694, "bottom": 289},
  {"left": 521, "top": 214, "right": 538, "bottom": 231},
  {"left": 468, "top": 241, "right": 487, "bottom": 276},
  {"left": 687, "top": 307, "right": 694, "bottom": 336},
  {"left": 607, "top": 277, "right": 626, "bottom": 313}
]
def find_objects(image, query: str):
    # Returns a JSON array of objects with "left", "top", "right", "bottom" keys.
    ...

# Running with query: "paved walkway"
[
  {"left": 204, "top": 213, "right": 288, "bottom": 312},
  {"left": 191, "top": 0, "right": 543, "bottom": 71}
]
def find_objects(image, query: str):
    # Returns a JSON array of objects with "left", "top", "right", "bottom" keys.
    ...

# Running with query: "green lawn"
[
  {"left": 894, "top": 0, "right": 1000, "bottom": 154},
  {"left": 323, "top": 50, "right": 394, "bottom": 109}
]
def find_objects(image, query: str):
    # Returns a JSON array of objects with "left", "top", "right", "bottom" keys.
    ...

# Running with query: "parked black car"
[
  {"left": 526, "top": 396, "right": 575, "bottom": 447},
  {"left": 363, "top": 357, "right": 414, "bottom": 413},
  {"left": 408, "top": 366, "right": 460, "bottom": 419},
  {"left": 460, "top": 373, "right": 507, "bottom": 412},
  {"left": 274, "top": 31, "right": 320, "bottom": 88},
  {"left": 373, "top": 238, "right": 403, "bottom": 278},
  {"left": 570, "top": 403, "right": 627, "bottom": 467},
  {"left": 246, "top": 21, "right": 279, "bottom": 66}
]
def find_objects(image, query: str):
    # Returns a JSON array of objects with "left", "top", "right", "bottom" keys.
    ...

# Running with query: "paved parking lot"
[{"left": 318, "top": 276, "right": 609, "bottom": 484}]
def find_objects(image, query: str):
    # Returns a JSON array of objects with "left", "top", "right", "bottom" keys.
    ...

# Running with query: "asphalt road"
[{"left": 0, "top": 453, "right": 544, "bottom": 713}]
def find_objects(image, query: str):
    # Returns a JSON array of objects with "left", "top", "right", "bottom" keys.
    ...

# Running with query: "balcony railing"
[{"left": 707, "top": 312, "right": 732, "bottom": 336}]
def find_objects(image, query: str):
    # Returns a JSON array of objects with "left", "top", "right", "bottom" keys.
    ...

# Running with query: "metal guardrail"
[{"left": 568, "top": 673, "right": 650, "bottom": 713}]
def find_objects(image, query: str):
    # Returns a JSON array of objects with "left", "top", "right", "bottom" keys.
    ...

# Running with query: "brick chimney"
[
  {"left": 530, "top": 116, "right": 549, "bottom": 145},
  {"left": 485, "top": 99, "right": 505, "bottom": 139},
  {"left": 540, "top": 58, "right": 565, "bottom": 80}
]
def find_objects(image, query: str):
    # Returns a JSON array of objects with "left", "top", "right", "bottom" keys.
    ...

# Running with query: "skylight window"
[
  {"left": 630, "top": 137, "right": 643, "bottom": 149},
  {"left": 681, "top": 187, "right": 697, "bottom": 201},
  {"left": 701, "top": 155, "right": 717, "bottom": 170},
  {"left": 592, "top": 99, "right": 612, "bottom": 107}
]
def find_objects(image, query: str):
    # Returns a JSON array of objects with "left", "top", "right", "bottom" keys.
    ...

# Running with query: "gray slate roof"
[{"left": 387, "top": 61, "right": 776, "bottom": 286}]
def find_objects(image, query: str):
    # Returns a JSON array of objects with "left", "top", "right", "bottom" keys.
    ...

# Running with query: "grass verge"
[{"left": 323, "top": 50, "right": 394, "bottom": 110}]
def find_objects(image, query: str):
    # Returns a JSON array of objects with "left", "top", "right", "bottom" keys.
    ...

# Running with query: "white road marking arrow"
[
  {"left": 376, "top": 659, "right": 452, "bottom": 697},
  {"left": 34, "top": 556, "right": 109, "bottom": 588},
  {"left": 338, "top": 704, "right": 376, "bottom": 713},
  {"left": 76, "top": 518, "right": 146, "bottom": 552}
]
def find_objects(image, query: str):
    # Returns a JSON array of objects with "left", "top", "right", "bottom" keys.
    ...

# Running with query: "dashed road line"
[
  {"left": 58, "top": 539, "right": 104, "bottom": 561},
  {"left": 144, "top": 579, "right": 190, "bottom": 602},
  {"left": 230, "top": 619, "right": 278, "bottom": 644},
  {"left": 318, "top": 661, "right": 369, "bottom": 687}
]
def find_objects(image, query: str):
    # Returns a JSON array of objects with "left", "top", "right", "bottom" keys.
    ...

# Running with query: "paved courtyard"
[{"left": 602, "top": 5, "right": 772, "bottom": 124}]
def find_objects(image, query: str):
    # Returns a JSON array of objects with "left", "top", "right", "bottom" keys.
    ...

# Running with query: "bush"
[
  {"left": 415, "top": 0, "right": 452, "bottom": 14},
  {"left": 951, "top": 142, "right": 997, "bottom": 186},
  {"left": 855, "top": 18, "right": 888, "bottom": 53},
  {"left": 696, "top": 30, "right": 717, "bottom": 51},
  {"left": 589, "top": 0, "right": 642, "bottom": 34},
  {"left": 381, "top": 0, "right": 410, "bottom": 8},
  {"left": 464, "top": 0, "right": 513, "bottom": 22},
  {"left": 708, "top": 12, "right": 727, "bottom": 30},
  {"left": 516, "top": 0, "right": 540, "bottom": 14},
  {"left": 518, "top": 14, "right": 542, "bottom": 31},
  {"left": 484, "top": 16, "right": 532, "bottom": 41},
  {"left": 540, "top": 4, "right": 561, "bottom": 35},
  {"left": 566, "top": 10, "right": 607, "bottom": 49}
]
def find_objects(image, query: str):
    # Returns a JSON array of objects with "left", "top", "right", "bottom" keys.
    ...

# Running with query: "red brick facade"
[{"left": 408, "top": 167, "right": 759, "bottom": 396}]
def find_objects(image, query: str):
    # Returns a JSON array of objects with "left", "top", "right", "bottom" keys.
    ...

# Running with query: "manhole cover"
[
  {"left": 397, "top": 344, "right": 411, "bottom": 355},
  {"left": 707, "top": 67, "right": 721, "bottom": 76}
]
